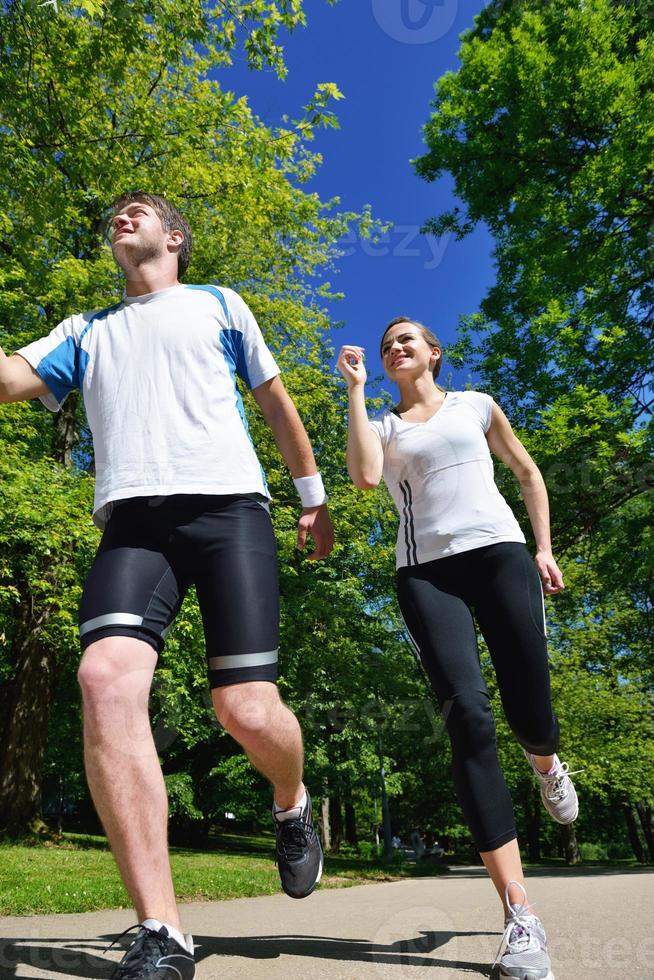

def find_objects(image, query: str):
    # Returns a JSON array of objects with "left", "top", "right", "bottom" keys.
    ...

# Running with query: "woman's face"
[{"left": 380, "top": 322, "right": 439, "bottom": 380}]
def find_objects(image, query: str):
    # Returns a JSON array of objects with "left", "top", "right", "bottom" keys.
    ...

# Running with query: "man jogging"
[{"left": 0, "top": 192, "right": 333, "bottom": 979}]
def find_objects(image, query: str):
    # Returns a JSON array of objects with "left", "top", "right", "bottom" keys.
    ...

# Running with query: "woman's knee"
[
  {"left": 445, "top": 690, "right": 497, "bottom": 757},
  {"left": 508, "top": 711, "right": 560, "bottom": 756}
]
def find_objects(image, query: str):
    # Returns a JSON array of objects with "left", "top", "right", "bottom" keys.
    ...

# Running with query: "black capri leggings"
[{"left": 397, "top": 541, "right": 559, "bottom": 852}]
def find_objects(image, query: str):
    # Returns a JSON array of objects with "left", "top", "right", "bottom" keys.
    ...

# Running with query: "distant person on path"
[
  {"left": 0, "top": 192, "right": 334, "bottom": 980},
  {"left": 409, "top": 828, "right": 426, "bottom": 860},
  {"left": 337, "top": 318, "right": 580, "bottom": 980}
]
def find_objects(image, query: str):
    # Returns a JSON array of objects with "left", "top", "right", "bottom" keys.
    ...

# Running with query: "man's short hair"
[{"left": 111, "top": 191, "right": 193, "bottom": 278}]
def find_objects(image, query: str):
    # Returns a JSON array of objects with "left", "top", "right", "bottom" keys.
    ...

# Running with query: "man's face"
[{"left": 110, "top": 201, "right": 168, "bottom": 269}]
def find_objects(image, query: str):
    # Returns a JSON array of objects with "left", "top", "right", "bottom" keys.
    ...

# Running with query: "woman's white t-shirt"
[{"left": 368, "top": 390, "right": 526, "bottom": 569}]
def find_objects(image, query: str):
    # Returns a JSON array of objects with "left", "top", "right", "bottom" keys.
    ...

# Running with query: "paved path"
[{"left": 0, "top": 866, "right": 652, "bottom": 979}]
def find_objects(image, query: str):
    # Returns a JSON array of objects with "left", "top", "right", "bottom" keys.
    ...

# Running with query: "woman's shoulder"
[
  {"left": 368, "top": 407, "right": 398, "bottom": 448},
  {"left": 448, "top": 390, "right": 495, "bottom": 431},
  {"left": 369, "top": 406, "right": 395, "bottom": 425},
  {"left": 448, "top": 389, "right": 495, "bottom": 408},
  {"left": 447, "top": 388, "right": 493, "bottom": 402}
]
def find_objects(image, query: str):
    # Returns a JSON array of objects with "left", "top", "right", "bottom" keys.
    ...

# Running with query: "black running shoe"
[
  {"left": 273, "top": 790, "right": 323, "bottom": 899},
  {"left": 108, "top": 924, "right": 195, "bottom": 979}
]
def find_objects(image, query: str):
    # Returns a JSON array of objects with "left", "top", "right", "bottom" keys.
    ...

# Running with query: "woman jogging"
[{"left": 337, "top": 317, "right": 580, "bottom": 980}]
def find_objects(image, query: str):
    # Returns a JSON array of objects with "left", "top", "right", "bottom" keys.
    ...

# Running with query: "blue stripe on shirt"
[
  {"left": 77, "top": 303, "right": 122, "bottom": 388},
  {"left": 35, "top": 336, "right": 79, "bottom": 404},
  {"left": 36, "top": 302, "right": 123, "bottom": 403},
  {"left": 185, "top": 284, "right": 231, "bottom": 328},
  {"left": 187, "top": 283, "right": 269, "bottom": 493},
  {"left": 186, "top": 284, "right": 253, "bottom": 388},
  {"left": 219, "top": 327, "right": 269, "bottom": 495},
  {"left": 220, "top": 328, "right": 252, "bottom": 389},
  {"left": 220, "top": 328, "right": 254, "bottom": 437}
]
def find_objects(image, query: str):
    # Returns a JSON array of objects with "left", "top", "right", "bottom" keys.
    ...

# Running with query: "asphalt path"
[{"left": 0, "top": 866, "right": 652, "bottom": 979}]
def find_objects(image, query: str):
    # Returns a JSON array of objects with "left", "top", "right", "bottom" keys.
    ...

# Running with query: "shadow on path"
[
  {"left": 437, "top": 864, "right": 653, "bottom": 880},
  {"left": 0, "top": 928, "right": 497, "bottom": 978}
]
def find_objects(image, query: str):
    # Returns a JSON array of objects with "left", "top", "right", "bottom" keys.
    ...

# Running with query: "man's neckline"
[{"left": 122, "top": 283, "right": 184, "bottom": 304}]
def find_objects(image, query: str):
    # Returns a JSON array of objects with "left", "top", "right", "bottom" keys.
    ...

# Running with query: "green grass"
[{"left": 0, "top": 832, "right": 436, "bottom": 916}]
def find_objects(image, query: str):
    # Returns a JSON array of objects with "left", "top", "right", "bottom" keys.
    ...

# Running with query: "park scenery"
[{"left": 0, "top": 0, "right": 652, "bottom": 957}]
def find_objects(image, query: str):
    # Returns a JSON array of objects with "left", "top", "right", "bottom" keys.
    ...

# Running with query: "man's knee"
[
  {"left": 77, "top": 637, "right": 156, "bottom": 702},
  {"left": 213, "top": 682, "right": 281, "bottom": 742}
]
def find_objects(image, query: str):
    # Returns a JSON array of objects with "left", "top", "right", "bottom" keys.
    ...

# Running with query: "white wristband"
[{"left": 293, "top": 473, "right": 328, "bottom": 508}]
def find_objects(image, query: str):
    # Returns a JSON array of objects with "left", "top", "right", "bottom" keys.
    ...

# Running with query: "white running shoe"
[
  {"left": 523, "top": 750, "right": 581, "bottom": 824},
  {"left": 493, "top": 881, "right": 554, "bottom": 980}
]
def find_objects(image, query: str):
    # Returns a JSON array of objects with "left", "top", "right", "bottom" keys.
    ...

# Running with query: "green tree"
[
  {"left": 0, "top": 0, "right": 373, "bottom": 835},
  {"left": 414, "top": 0, "right": 654, "bottom": 543},
  {"left": 416, "top": 0, "right": 653, "bottom": 424},
  {"left": 0, "top": 421, "right": 98, "bottom": 835}
]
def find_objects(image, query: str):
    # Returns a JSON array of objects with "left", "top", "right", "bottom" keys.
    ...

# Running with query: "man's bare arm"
[
  {"left": 252, "top": 375, "right": 318, "bottom": 478},
  {"left": 0, "top": 349, "right": 49, "bottom": 403},
  {"left": 252, "top": 374, "right": 334, "bottom": 560}
]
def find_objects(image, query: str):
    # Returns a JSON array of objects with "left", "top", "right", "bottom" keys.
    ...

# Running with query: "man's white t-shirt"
[
  {"left": 18, "top": 284, "right": 280, "bottom": 529},
  {"left": 368, "top": 390, "right": 526, "bottom": 569}
]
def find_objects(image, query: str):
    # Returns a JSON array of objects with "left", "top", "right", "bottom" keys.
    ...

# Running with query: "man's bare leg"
[
  {"left": 212, "top": 681, "right": 304, "bottom": 808},
  {"left": 213, "top": 679, "right": 323, "bottom": 900},
  {"left": 78, "top": 636, "right": 181, "bottom": 929}
]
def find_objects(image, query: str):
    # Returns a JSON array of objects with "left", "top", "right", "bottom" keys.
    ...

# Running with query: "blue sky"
[{"left": 218, "top": 0, "right": 493, "bottom": 392}]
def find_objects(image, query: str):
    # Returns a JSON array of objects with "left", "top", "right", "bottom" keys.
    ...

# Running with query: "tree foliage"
[
  {"left": 416, "top": 0, "right": 653, "bottom": 418},
  {"left": 415, "top": 0, "right": 654, "bottom": 861}
]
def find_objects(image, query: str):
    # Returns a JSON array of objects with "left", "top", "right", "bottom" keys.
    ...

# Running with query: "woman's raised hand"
[{"left": 336, "top": 345, "right": 367, "bottom": 389}]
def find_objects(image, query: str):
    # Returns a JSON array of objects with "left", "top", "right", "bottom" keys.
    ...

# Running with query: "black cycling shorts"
[{"left": 78, "top": 494, "right": 279, "bottom": 688}]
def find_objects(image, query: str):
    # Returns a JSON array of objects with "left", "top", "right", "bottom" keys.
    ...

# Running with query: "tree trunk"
[
  {"left": 344, "top": 796, "right": 358, "bottom": 847},
  {"left": 378, "top": 732, "right": 393, "bottom": 862},
  {"left": 319, "top": 779, "right": 331, "bottom": 852},
  {"left": 560, "top": 822, "right": 581, "bottom": 865},
  {"left": 526, "top": 787, "right": 541, "bottom": 862},
  {"left": 623, "top": 803, "right": 647, "bottom": 864},
  {"left": 328, "top": 793, "right": 344, "bottom": 852},
  {"left": 0, "top": 603, "right": 56, "bottom": 835},
  {"left": 52, "top": 392, "right": 79, "bottom": 469},
  {"left": 635, "top": 802, "right": 654, "bottom": 861}
]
